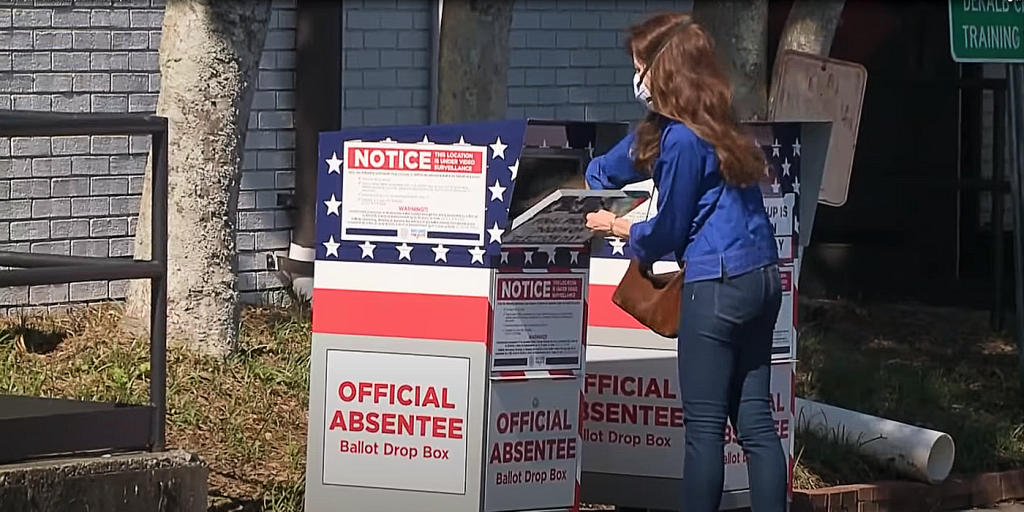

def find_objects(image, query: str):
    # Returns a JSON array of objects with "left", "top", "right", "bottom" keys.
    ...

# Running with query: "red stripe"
[
  {"left": 578, "top": 390, "right": 585, "bottom": 437},
  {"left": 571, "top": 480, "right": 581, "bottom": 512},
  {"left": 788, "top": 455, "right": 795, "bottom": 499},
  {"left": 588, "top": 283, "right": 646, "bottom": 330},
  {"left": 548, "top": 369, "right": 575, "bottom": 377},
  {"left": 497, "top": 371, "right": 527, "bottom": 379},
  {"left": 792, "top": 279, "right": 799, "bottom": 328},
  {"left": 580, "top": 300, "right": 589, "bottom": 347},
  {"left": 546, "top": 266, "right": 573, "bottom": 273},
  {"left": 790, "top": 370, "right": 796, "bottom": 418},
  {"left": 486, "top": 301, "right": 495, "bottom": 352},
  {"left": 312, "top": 288, "right": 489, "bottom": 342}
]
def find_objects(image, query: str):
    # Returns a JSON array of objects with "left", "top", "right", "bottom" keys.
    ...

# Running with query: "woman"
[{"left": 584, "top": 12, "right": 787, "bottom": 512}]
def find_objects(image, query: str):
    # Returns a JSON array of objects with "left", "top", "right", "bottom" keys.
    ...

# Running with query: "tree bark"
[
  {"left": 436, "top": 0, "right": 514, "bottom": 123},
  {"left": 776, "top": 0, "right": 845, "bottom": 58},
  {"left": 692, "top": 0, "right": 770, "bottom": 122},
  {"left": 124, "top": 0, "right": 272, "bottom": 357}
]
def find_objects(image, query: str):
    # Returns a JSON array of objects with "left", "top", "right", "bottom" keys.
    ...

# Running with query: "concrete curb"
[
  {"left": 793, "top": 469, "right": 1024, "bottom": 512},
  {"left": 0, "top": 449, "right": 209, "bottom": 512}
]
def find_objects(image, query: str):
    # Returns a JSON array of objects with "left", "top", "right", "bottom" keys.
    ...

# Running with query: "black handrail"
[{"left": 0, "top": 110, "right": 169, "bottom": 457}]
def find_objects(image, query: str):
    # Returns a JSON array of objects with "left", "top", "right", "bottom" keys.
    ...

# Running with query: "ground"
[
  {"left": 0, "top": 298, "right": 1021, "bottom": 511},
  {"left": 794, "top": 299, "right": 1024, "bottom": 488}
]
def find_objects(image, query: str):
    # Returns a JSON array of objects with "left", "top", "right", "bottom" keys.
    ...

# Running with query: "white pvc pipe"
[{"left": 795, "top": 398, "right": 955, "bottom": 484}]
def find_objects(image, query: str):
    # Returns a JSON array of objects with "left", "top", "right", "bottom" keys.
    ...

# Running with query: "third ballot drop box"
[{"left": 580, "top": 121, "right": 834, "bottom": 511}]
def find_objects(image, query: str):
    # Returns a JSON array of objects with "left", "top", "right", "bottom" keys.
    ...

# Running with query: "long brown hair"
[{"left": 627, "top": 12, "right": 765, "bottom": 186}]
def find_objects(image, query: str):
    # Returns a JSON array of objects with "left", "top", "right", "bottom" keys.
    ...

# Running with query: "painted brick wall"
[
  {"left": 341, "top": 0, "right": 433, "bottom": 128},
  {"left": 0, "top": 0, "right": 297, "bottom": 311},
  {"left": 2, "top": 0, "right": 697, "bottom": 310},
  {"left": 507, "top": 0, "right": 694, "bottom": 123},
  {"left": 338, "top": 0, "right": 694, "bottom": 131}
]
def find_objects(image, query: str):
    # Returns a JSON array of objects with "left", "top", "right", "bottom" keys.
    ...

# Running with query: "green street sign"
[{"left": 949, "top": 0, "right": 1024, "bottom": 63}]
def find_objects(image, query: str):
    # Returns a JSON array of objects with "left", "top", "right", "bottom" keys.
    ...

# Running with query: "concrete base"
[{"left": 0, "top": 450, "right": 208, "bottom": 512}]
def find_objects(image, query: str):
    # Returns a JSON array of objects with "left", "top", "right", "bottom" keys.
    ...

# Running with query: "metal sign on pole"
[{"left": 1007, "top": 64, "right": 1024, "bottom": 392}]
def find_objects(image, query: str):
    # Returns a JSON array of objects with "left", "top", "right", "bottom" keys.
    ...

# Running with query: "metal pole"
[
  {"left": 1006, "top": 63, "right": 1024, "bottom": 393},
  {"left": 993, "top": 87, "right": 1006, "bottom": 331},
  {"left": 149, "top": 125, "right": 169, "bottom": 451}
]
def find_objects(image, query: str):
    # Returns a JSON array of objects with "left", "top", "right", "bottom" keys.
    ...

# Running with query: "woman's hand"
[{"left": 586, "top": 209, "right": 631, "bottom": 239}]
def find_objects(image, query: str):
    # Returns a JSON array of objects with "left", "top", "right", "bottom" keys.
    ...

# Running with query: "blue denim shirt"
[{"left": 585, "top": 120, "right": 778, "bottom": 283}]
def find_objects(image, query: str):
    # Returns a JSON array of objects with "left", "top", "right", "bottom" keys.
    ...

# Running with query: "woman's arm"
[
  {"left": 626, "top": 129, "right": 705, "bottom": 263},
  {"left": 584, "top": 132, "right": 646, "bottom": 190}
]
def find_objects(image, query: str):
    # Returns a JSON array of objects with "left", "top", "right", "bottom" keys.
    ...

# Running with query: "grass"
[
  {"left": 0, "top": 298, "right": 1021, "bottom": 509},
  {"left": 0, "top": 303, "right": 311, "bottom": 512},
  {"left": 792, "top": 298, "right": 1024, "bottom": 489}
]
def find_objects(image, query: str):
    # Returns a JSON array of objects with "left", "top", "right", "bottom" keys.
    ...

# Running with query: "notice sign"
[
  {"left": 322, "top": 350, "right": 470, "bottom": 495},
  {"left": 491, "top": 273, "right": 586, "bottom": 371},
  {"left": 582, "top": 346, "right": 793, "bottom": 490},
  {"left": 765, "top": 193, "right": 796, "bottom": 261},
  {"left": 484, "top": 378, "right": 580, "bottom": 512},
  {"left": 341, "top": 141, "right": 488, "bottom": 246},
  {"left": 773, "top": 267, "right": 795, "bottom": 357}
]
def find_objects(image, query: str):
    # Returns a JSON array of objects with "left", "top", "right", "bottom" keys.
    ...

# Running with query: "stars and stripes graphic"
[
  {"left": 315, "top": 120, "right": 528, "bottom": 268},
  {"left": 313, "top": 121, "right": 526, "bottom": 341},
  {"left": 759, "top": 123, "right": 802, "bottom": 257}
]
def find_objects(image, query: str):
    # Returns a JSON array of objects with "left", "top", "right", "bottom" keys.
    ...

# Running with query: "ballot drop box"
[
  {"left": 580, "top": 121, "right": 833, "bottom": 511},
  {"left": 304, "top": 119, "right": 646, "bottom": 512}
]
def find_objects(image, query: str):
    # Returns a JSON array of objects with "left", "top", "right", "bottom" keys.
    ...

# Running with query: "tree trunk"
[
  {"left": 692, "top": 0, "right": 770, "bottom": 122},
  {"left": 124, "top": 0, "right": 272, "bottom": 357},
  {"left": 776, "top": 0, "right": 845, "bottom": 58},
  {"left": 436, "top": 0, "right": 514, "bottom": 123}
]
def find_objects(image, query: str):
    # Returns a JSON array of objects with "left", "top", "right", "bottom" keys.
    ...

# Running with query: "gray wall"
[
  {"left": 0, "top": 0, "right": 297, "bottom": 311},
  {"left": 341, "top": 0, "right": 695, "bottom": 129},
  {"left": 505, "top": 0, "right": 694, "bottom": 121},
  {"left": 0, "top": 0, "right": 694, "bottom": 311}
]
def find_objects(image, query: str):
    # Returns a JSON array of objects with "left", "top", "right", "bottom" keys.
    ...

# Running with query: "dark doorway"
[{"left": 799, "top": 1, "right": 998, "bottom": 309}]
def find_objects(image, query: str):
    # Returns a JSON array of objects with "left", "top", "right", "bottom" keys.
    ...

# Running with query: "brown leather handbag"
[{"left": 611, "top": 259, "right": 685, "bottom": 338}]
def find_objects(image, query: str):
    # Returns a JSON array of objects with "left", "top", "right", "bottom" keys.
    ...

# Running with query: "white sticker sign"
[
  {"left": 773, "top": 267, "right": 795, "bottom": 356},
  {"left": 322, "top": 350, "right": 471, "bottom": 495},
  {"left": 484, "top": 378, "right": 581, "bottom": 512},
  {"left": 765, "top": 194, "right": 797, "bottom": 261},
  {"left": 582, "top": 346, "right": 793, "bottom": 491},
  {"left": 764, "top": 194, "right": 795, "bottom": 237},
  {"left": 340, "top": 141, "right": 488, "bottom": 246},
  {"left": 491, "top": 274, "right": 586, "bottom": 371}
]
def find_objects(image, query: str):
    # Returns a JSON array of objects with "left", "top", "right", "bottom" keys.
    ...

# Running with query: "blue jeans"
[{"left": 678, "top": 264, "right": 786, "bottom": 512}]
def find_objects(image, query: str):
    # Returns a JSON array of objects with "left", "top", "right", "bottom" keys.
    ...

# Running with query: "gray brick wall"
[
  {"left": 0, "top": 0, "right": 297, "bottom": 309},
  {"left": 507, "top": 0, "right": 694, "bottom": 123},
  {"left": 341, "top": 0, "right": 433, "bottom": 128},
  {"left": 2, "top": 0, "right": 696, "bottom": 311},
  {"left": 339, "top": 0, "right": 693, "bottom": 130}
]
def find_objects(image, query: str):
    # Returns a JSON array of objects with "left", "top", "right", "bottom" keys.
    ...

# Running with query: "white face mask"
[{"left": 633, "top": 72, "right": 651, "bottom": 107}]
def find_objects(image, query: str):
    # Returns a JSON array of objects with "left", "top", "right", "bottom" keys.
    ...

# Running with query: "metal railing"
[
  {"left": 957, "top": 76, "right": 1012, "bottom": 330},
  {"left": 0, "top": 111, "right": 168, "bottom": 462}
]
